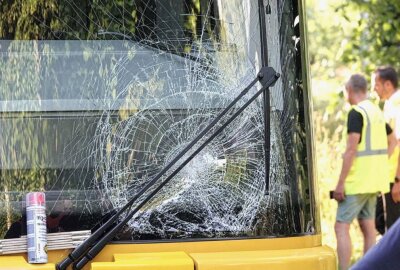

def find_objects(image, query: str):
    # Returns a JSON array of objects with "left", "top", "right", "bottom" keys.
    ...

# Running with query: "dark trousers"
[{"left": 376, "top": 185, "right": 400, "bottom": 234}]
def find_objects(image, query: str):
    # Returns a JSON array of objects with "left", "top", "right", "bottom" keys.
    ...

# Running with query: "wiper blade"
[{"left": 56, "top": 66, "right": 279, "bottom": 270}]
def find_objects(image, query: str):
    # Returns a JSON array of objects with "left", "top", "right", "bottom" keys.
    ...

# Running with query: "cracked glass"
[{"left": 0, "top": 0, "right": 316, "bottom": 241}]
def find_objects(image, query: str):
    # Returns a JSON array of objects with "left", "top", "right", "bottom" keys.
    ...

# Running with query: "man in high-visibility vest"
[
  {"left": 374, "top": 66, "right": 400, "bottom": 231},
  {"left": 334, "top": 74, "right": 396, "bottom": 270}
]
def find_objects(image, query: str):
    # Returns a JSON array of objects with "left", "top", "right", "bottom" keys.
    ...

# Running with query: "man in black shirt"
[
  {"left": 333, "top": 74, "right": 396, "bottom": 270},
  {"left": 347, "top": 109, "right": 394, "bottom": 142}
]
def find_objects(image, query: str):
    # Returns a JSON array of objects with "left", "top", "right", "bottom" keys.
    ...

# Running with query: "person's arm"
[
  {"left": 387, "top": 124, "right": 396, "bottom": 157},
  {"left": 391, "top": 103, "right": 400, "bottom": 202},
  {"left": 334, "top": 132, "right": 360, "bottom": 202},
  {"left": 393, "top": 154, "right": 400, "bottom": 203}
]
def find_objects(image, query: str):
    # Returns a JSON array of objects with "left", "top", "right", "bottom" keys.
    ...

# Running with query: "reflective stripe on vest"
[{"left": 356, "top": 106, "right": 387, "bottom": 157}]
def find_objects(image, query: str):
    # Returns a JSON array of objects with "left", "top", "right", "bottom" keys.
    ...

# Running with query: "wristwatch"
[{"left": 395, "top": 176, "right": 400, "bottom": 183}]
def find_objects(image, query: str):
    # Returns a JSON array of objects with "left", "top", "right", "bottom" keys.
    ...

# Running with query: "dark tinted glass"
[{"left": 0, "top": 0, "right": 316, "bottom": 240}]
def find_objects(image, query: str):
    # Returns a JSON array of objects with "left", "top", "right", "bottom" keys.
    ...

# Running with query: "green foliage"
[
  {"left": 0, "top": 0, "right": 58, "bottom": 39},
  {"left": 0, "top": 0, "right": 141, "bottom": 40},
  {"left": 307, "top": 0, "right": 357, "bottom": 81},
  {"left": 338, "top": 0, "right": 400, "bottom": 73},
  {"left": 305, "top": 0, "right": 383, "bottom": 266}
]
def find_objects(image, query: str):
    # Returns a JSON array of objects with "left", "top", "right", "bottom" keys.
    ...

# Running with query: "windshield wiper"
[{"left": 56, "top": 66, "right": 280, "bottom": 270}]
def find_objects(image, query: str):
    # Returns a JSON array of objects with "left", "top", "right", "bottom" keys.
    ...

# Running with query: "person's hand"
[
  {"left": 334, "top": 183, "right": 345, "bottom": 202},
  {"left": 391, "top": 181, "right": 400, "bottom": 203}
]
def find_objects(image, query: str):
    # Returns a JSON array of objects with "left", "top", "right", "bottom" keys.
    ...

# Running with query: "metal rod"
[{"left": 258, "top": 0, "right": 271, "bottom": 195}]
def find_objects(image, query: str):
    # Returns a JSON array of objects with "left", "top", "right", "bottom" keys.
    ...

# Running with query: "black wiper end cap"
[
  {"left": 56, "top": 256, "right": 73, "bottom": 270},
  {"left": 257, "top": 67, "right": 279, "bottom": 86}
]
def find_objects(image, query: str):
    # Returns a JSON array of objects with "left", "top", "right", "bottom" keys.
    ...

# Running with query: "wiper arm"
[{"left": 56, "top": 66, "right": 279, "bottom": 270}]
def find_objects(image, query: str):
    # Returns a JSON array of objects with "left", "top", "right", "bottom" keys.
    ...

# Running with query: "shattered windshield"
[{"left": 0, "top": 0, "right": 316, "bottom": 240}]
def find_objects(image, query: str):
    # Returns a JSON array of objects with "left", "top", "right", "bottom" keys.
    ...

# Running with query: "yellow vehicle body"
[
  {"left": 0, "top": 1, "right": 336, "bottom": 270},
  {"left": 0, "top": 235, "right": 335, "bottom": 269}
]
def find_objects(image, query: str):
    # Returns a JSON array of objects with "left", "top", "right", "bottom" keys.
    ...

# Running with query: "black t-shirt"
[{"left": 347, "top": 109, "right": 392, "bottom": 143}]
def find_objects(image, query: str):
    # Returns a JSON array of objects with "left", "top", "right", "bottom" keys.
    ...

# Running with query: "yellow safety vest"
[
  {"left": 384, "top": 92, "right": 400, "bottom": 181},
  {"left": 345, "top": 100, "right": 390, "bottom": 194}
]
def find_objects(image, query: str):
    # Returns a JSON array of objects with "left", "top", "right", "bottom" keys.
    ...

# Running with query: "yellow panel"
[
  {"left": 0, "top": 235, "right": 332, "bottom": 270},
  {"left": 190, "top": 246, "right": 336, "bottom": 270},
  {"left": 91, "top": 251, "right": 193, "bottom": 270},
  {"left": 0, "top": 256, "right": 54, "bottom": 270},
  {"left": 113, "top": 251, "right": 190, "bottom": 262},
  {"left": 90, "top": 235, "right": 322, "bottom": 264}
]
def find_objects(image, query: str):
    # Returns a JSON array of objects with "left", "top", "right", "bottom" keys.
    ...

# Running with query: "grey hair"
[{"left": 346, "top": 74, "right": 367, "bottom": 93}]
